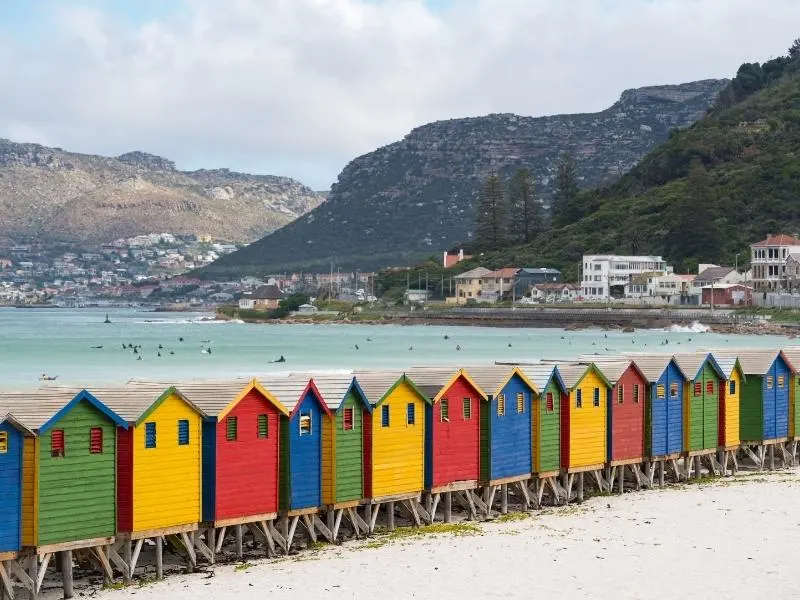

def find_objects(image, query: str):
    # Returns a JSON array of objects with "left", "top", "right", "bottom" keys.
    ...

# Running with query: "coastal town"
[{"left": 3, "top": 232, "right": 800, "bottom": 313}]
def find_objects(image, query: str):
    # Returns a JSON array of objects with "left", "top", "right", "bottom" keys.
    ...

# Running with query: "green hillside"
[{"left": 470, "top": 47, "right": 800, "bottom": 280}]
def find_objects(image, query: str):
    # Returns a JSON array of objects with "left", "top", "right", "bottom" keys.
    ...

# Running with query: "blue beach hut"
[
  {"left": 465, "top": 365, "right": 538, "bottom": 484},
  {"left": 0, "top": 414, "right": 32, "bottom": 557},
  {"left": 626, "top": 354, "right": 687, "bottom": 458}
]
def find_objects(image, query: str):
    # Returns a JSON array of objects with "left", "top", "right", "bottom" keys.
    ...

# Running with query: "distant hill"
[
  {"left": 0, "top": 141, "right": 324, "bottom": 245},
  {"left": 466, "top": 45, "right": 800, "bottom": 279},
  {"left": 199, "top": 79, "right": 727, "bottom": 278}
]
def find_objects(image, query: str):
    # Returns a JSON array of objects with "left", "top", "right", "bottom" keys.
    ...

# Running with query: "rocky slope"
[
  {"left": 202, "top": 79, "right": 727, "bottom": 277},
  {"left": 0, "top": 141, "right": 323, "bottom": 244}
]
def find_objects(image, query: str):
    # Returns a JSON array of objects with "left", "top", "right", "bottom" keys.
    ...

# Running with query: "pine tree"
[
  {"left": 551, "top": 151, "right": 580, "bottom": 227},
  {"left": 475, "top": 173, "right": 508, "bottom": 248},
  {"left": 509, "top": 168, "right": 541, "bottom": 244}
]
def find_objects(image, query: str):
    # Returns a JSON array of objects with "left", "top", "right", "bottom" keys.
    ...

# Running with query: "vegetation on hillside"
[{"left": 454, "top": 40, "right": 800, "bottom": 279}]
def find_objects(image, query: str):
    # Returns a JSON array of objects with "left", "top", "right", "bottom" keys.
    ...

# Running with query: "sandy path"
[{"left": 92, "top": 470, "right": 800, "bottom": 600}]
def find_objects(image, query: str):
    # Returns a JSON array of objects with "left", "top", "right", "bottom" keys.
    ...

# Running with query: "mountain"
[
  {"left": 0, "top": 141, "right": 323, "bottom": 245},
  {"left": 199, "top": 79, "right": 727, "bottom": 278},
  {"left": 465, "top": 47, "right": 800, "bottom": 280}
]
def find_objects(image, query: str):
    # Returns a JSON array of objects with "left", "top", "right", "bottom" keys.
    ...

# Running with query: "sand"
[{"left": 86, "top": 470, "right": 800, "bottom": 600}]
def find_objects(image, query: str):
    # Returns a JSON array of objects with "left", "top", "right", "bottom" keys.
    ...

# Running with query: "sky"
[{"left": 1, "top": 0, "right": 799, "bottom": 190}]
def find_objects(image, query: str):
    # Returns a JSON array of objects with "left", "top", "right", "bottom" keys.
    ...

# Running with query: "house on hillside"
[
  {"left": 482, "top": 268, "right": 520, "bottom": 302},
  {"left": 751, "top": 234, "right": 800, "bottom": 290},
  {"left": 443, "top": 249, "right": 473, "bottom": 268},
  {"left": 531, "top": 283, "right": 581, "bottom": 302},
  {"left": 238, "top": 284, "right": 284, "bottom": 310},
  {"left": 451, "top": 267, "right": 493, "bottom": 304},
  {"left": 513, "top": 267, "right": 562, "bottom": 297}
]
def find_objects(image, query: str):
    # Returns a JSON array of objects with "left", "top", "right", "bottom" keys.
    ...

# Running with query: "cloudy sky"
[{"left": 1, "top": 0, "right": 798, "bottom": 189}]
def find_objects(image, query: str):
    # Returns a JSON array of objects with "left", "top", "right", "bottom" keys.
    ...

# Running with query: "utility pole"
[{"left": 330, "top": 262, "right": 333, "bottom": 300}]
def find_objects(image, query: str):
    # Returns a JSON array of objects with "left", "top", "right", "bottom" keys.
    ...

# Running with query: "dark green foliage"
[
  {"left": 509, "top": 168, "right": 541, "bottom": 244},
  {"left": 270, "top": 293, "right": 311, "bottom": 318},
  {"left": 551, "top": 152, "right": 580, "bottom": 227},
  {"left": 475, "top": 173, "right": 508, "bottom": 248}
]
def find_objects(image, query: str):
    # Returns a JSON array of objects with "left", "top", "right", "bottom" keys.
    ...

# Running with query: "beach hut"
[
  {"left": 585, "top": 359, "right": 648, "bottom": 492},
  {"left": 555, "top": 362, "right": 611, "bottom": 499},
  {"left": 708, "top": 353, "right": 745, "bottom": 468},
  {"left": 94, "top": 383, "right": 208, "bottom": 578},
  {"left": 259, "top": 374, "right": 333, "bottom": 548},
  {"left": 173, "top": 379, "right": 289, "bottom": 558},
  {"left": 0, "top": 389, "right": 126, "bottom": 598},
  {"left": 311, "top": 373, "right": 371, "bottom": 540},
  {"left": 354, "top": 370, "right": 430, "bottom": 530},
  {"left": 673, "top": 352, "right": 726, "bottom": 478},
  {"left": 779, "top": 347, "right": 800, "bottom": 454},
  {"left": 463, "top": 365, "right": 538, "bottom": 513},
  {"left": 0, "top": 414, "right": 33, "bottom": 576},
  {"left": 718, "top": 350, "right": 792, "bottom": 468},
  {"left": 405, "top": 367, "right": 488, "bottom": 520}
]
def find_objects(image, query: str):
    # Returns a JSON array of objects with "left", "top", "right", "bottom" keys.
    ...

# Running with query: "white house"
[
  {"left": 582, "top": 254, "right": 671, "bottom": 300},
  {"left": 750, "top": 234, "right": 800, "bottom": 290},
  {"left": 531, "top": 283, "right": 581, "bottom": 302}
]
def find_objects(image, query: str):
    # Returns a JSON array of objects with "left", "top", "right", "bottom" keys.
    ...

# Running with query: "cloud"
[{"left": 0, "top": 0, "right": 798, "bottom": 189}]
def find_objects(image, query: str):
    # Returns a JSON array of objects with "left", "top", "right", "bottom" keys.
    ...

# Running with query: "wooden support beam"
[
  {"left": 194, "top": 534, "right": 214, "bottom": 564},
  {"left": 301, "top": 515, "right": 317, "bottom": 544},
  {"left": 206, "top": 528, "right": 216, "bottom": 563},
  {"left": 659, "top": 461, "right": 665, "bottom": 487},
  {"left": 387, "top": 502, "right": 396, "bottom": 531},
  {"left": 0, "top": 562, "right": 14, "bottom": 600},
  {"left": 60, "top": 551, "right": 74, "bottom": 599},
  {"left": 313, "top": 516, "right": 334, "bottom": 543},
  {"left": 122, "top": 540, "right": 132, "bottom": 584},
  {"left": 7, "top": 560, "right": 33, "bottom": 598},
  {"left": 235, "top": 524, "right": 244, "bottom": 559},
  {"left": 363, "top": 505, "right": 372, "bottom": 532},
  {"left": 443, "top": 492, "right": 452, "bottom": 524},
  {"left": 369, "top": 504, "right": 381, "bottom": 532},
  {"left": 267, "top": 522, "right": 286, "bottom": 554},
  {"left": 215, "top": 527, "right": 227, "bottom": 554},
  {"left": 415, "top": 502, "right": 431, "bottom": 524},
  {"left": 344, "top": 509, "right": 360, "bottom": 538},
  {"left": 178, "top": 532, "right": 197, "bottom": 568},
  {"left": 577, "top": 472, "right": 585, "bottom": 502},
  {"left": 260, "top": 521, "right": 277, "bottom": 557},
  {"left": 327, "top": 511, "right": 336, "bottom": 542},
  {"left": 403, "top": 499, "right": 422, "bottom": 527},
  {"left": 332, "top": 510, "right": 344, "bottom": 541},
  {"left": 515, "top": 480, "right": 531, "bottom": 508},
  {"left": 36, "top": 553, "right": 52, "bottom": 594},
  {"left": 106, "top": 545, "right": 130, "bottom": 583},
  {"left": 155, "top": 537, "right": 164, "bottom": 580},
  {"left": 429, "top": 494, "right": 441, "bottom": 522},
  {"left": 286, "top": 516, "right": 300, "bottom": 550}
]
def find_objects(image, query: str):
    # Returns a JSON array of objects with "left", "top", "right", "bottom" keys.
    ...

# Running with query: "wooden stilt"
[
  {"left": 387, "top": 501, "right": 395, "bottom": 531},
  {"left": 122, "top": 539, "right": 132, "bottom": 584},
  {"left": 769, "top": 444, "right": 776, "bottom": 471},
  {"left": 577, "top": 473, "right": 584, "bottom": 502},
  {"left": 617, "top": 466, "right": 624, "bottom": 494},
  {"left": 443, "top": 492, "right": 452, "bottom": 523},
  {"left": 327, "top": 511, "right": 336, "bottom": 542},
  {"left": 235, "top": 524, "right": 243, "bottom": 559},
  {"left": 155, "top": 536, "right": 164, "bottom": 580},
  {"left": 61, "top": 550, "right": 74, "bottom": 599}
]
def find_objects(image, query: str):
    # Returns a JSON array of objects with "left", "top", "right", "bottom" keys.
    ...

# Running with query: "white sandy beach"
[{"left": 78, "top": 470, "right": 800, "bottom": 600}]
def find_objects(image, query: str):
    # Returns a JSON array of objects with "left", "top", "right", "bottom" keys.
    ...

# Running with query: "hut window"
[
  {"left": 178, "top": 420, "right": 190, "bottom": 445},
  {"left": 767, "top": 376, "right": 774, "bottom": 389},
  {"left": 633, "top": 384, "right": 640, "bottom": 404},
  {"left": 729, "top": 380, "right": 736, "bottom": 395},
  {"left": 463, "top": 398, "right": 472, "bottom": 420},
  {"left": 497, "top": 394, "right": 505, "bottom": 416},
  {"left": 343, "top": 408, "right": 354, "bottom": 431},
  {"left": 517, "top": 392, "right": 525, "bottom": 414},
  {"left": 89, "top": 428, "right": 103, "bottom": 454},
  {"left": 440, "top": 399, "right": 449, "bottom": 422},
  {"left": 706, "top": 381, "right": 714, "bottom": 395},
  {"left": 0, "top": 432, "right": 7, "bottom": 454},
  {"left": 258, "top": 414, "right": 269, "bottom": 439},
  {"left": 145, "top": 422, "right": 156, "bottom": 449},
  {"left": 778, "top": 375, "right": 786, "bottom": 388},
  {"left": 670, "top": 383, "right": 678, "bottom": 398},
  {"left": 617, "top": 385, "right": 624, "bottom": 404},
  {"left": 656, "top": 385, "right": 665, "bottom": 399},
  {"left": 51, "top": 429, "right": 65, "bottom": 457},
  {"left": 299, "top": 413, "right": 312, "bottom": 436},
  {"left": 694, "top": 382, "right": 702, "bottom": 396},
  {"left": 593, "top": 388, "right": 600, "bottom": 407},
  {"left": 226, "top": 417, "right": 238, "bottom": 441},
  {"left": 381, "top": 405, "right": 390, "bottom": 427},
  {"left": 545, "top": 392, "right": 554, "bottom": 413},
  {"left": 576, "top": 389, "right": 582, "bottom": 409},
  {"left": 407, "top": 403, "right": 416, "bottom": 425}
]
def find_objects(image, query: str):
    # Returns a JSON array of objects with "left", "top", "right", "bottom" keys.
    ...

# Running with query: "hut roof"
[
  {"left": 306, "top": 372, "right": 371, "bottom": 412},
  {"left": 516, "top": 363, "right": 566, "bottom": 393},
  {"left": 556, "top": 363, "right": 611, "bottom": 390},
  {"left": 0, "top": 414, "right": 34, "bottom": 436},
  {"left": 711, "top": 349, "right": 787, "bottom": 376},
  {"left": 83, "top": 383, "right": 207, "bottom": 423},
  {"left": 460, "top": 365, "right": 538, "bottom": 396},
  {"left": 405, "top": 366, "right": 487, "bottom": 402},
  {"left": 146, "top": 378, "right": 289, "bottom": 418},
  {"left": 673, "top": 352, "right": 725, "bottom": 380},
  {"left": 584, "top": 360, "right": 635, "bottom": 384},
  {"left": 352, "top": 370, "right": 406, "bottom": 405},
  {"left": 259, "top": 373, "right": 332, "bottom": 416},
  {"left": 621, "top": 353, "right": 687, "bottom": 382},
  {"left": 0, "top": 389, "right": 127, "bottom": 432},
  {"left": 782, "top": 346, "right": 800, "bottom": 368}
]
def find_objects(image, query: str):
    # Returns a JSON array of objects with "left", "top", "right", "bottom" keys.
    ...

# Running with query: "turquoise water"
[{"left": 0, "top": 308, "right": 792, "bottom": 390}]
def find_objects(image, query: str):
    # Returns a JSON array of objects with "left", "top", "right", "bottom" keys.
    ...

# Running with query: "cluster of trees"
[{"left": 474, "top": 152, "right": 580, "bottom": 250}]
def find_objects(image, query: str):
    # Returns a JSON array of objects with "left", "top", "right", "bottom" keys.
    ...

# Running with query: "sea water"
[{"left": 0, "top": 307, "right": 791, "bottom": 389}]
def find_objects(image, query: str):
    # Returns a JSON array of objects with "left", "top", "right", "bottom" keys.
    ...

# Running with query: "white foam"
[{"left": 669, "top": 321, "right": 710, "bottom": 333}]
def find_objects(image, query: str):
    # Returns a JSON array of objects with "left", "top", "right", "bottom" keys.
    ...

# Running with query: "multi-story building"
[
  {"left": 581, "top": 254, "right": 670, "bottom": 300},
  {"left": 750, "top": 234, "right": 800, "bottom": 290}
]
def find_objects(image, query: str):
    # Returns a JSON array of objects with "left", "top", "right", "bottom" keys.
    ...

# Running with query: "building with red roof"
[{"left": 750, "top": 233, "right": 800, "bottom": 290}]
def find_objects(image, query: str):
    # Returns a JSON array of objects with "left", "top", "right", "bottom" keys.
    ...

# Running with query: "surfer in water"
[{"left": 271, "top": 355, "right": 286, "bottom": 363}]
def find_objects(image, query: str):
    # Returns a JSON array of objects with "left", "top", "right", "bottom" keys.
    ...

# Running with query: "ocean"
[{"left": 0, "top": 307, "right": 792, "bottom": 390}]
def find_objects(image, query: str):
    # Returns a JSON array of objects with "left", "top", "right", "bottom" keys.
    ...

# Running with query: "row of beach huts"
[{"left": 1, "top": 347, "right": 800, "bottom": 597}]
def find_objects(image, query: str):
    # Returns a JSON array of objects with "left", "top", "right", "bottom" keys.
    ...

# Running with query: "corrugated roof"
[
  {"left": 621, "top": 353, "right": 682, "bottom": 382},
  {"left": 0, "top": 389, "right": 85, "bottom": 430},
  {"left": 405, "top": 366, "right": 484, "bottom": 400},
  {"left": 586, "top": 360, "right": 632, "bottom": 384},
  {"left": 781, "top": 346, "right": 800, "bottom": 369},
  {"left": 696, "top": 266, "right": 734, "bottom": 283},
  {"left": 151, "top": 379, "right": 254, "bottom": 416},
  {"left": 555, "top": 363, "right": 592, "bottom": 390},
  {"left": 454, "top": 267, "right": 492, "bottom": 279},
  {"left": 258, "top": 373, "right": 314, "bottom": 413},
  {"left": 712, "top": 356, "right": 741, "bottom": 379},
  {"left": 673, "top": 352, "right": 723, "bottom": 380},
  {"left": 711, "top": 349, "right": 780, "bottom": 375},
  {"left": 517, "top": 363, "right": 560, "bottom": 392},
  {"left": 459, "top": 365, "right": 519, "bottom": 397},
  {"left": 306, "top": 372, "right": 359, "bottom": 410},
  {"left": 87, "top": 383, "right": 207, "bottom": 422},
  {"left": 353, "top": 370, "right": 408, "bottom": 404}
]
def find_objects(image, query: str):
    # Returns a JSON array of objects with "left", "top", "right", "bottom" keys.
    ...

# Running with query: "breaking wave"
[{"left": 669, "top": 321, "right": 710, "bottom": 333}]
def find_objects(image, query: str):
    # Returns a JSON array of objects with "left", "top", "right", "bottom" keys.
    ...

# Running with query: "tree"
[
  {"left": 475, "top": 172, "right": 508, "bottom": 248},
  {"left": 551, "top": 151, "right": 580, "bottom": 227},
  {"left": 509, "top": 168, "right": 541, "bottom": 244},
  {"left": 790, "top": 38, "right": 800, "bottom": 60},
  {"left": 665, "top": 159, "right": 723, "bottom": 269}
]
